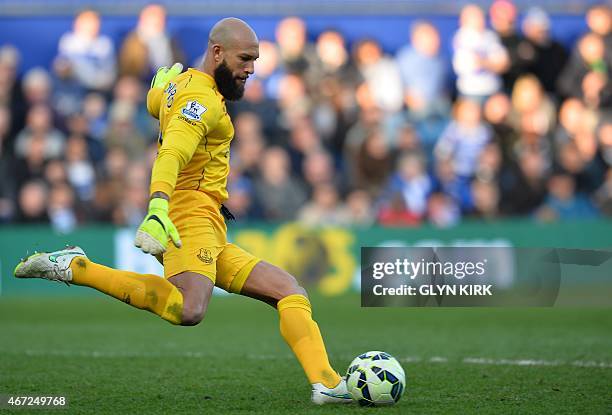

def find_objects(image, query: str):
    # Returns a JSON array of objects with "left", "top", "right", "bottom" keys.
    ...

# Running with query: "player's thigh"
[
  {"left": 168, "top": 272, "right": 214, "bottom": 325},
  {"left": 216, "top": 243, "right": 260, "bottom": 294}
]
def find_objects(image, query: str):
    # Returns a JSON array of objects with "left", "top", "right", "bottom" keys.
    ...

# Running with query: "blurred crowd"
[{"left": 1, "top": 2, "right": 612, "bottom": 231}]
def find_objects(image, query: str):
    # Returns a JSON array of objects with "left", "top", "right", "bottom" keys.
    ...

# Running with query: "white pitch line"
[
  {"left": 6, "top": 350, "right": 612, "bottom": 369},
  {"left": 461, "top": 357, "right": 612, "bottom": 369}
]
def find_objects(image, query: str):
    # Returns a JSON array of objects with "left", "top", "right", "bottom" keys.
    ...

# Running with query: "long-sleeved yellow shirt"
[{"left": 147, "top": 68, "right": 234, "bottom": 203}]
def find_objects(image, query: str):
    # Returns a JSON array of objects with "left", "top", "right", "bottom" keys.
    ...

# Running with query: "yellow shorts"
[{"left": 162, "top": 189, "right": 260, "bottom": 294}]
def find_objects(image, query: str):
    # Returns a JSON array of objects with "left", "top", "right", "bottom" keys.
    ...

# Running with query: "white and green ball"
[{"left": 346, "top": 351, "right": 405, "bottom": 406}]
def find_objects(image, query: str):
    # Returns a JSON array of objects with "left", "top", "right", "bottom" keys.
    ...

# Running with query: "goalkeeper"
[{"left": 14, "top": 17, "right": 350, "bottom": 405}]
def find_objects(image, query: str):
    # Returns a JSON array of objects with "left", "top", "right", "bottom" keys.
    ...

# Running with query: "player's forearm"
[
  {"left": 149, "top": 137, "right": 199, "bottom": 197},
  {"left": 150, "top": 151, "right": 181, "bottom": 198}
]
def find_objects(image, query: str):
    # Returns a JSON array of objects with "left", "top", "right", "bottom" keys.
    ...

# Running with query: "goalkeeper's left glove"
[
  {"left": 151, "top": 62, "right": 184, "bottom": 89},
  {"left": 134, "top": 198, "right": 182, "bottom": 255}
]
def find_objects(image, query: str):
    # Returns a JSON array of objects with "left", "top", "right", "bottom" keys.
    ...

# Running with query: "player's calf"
[{"left": 240, "top": 261, "right": 307, "bottom": 307}]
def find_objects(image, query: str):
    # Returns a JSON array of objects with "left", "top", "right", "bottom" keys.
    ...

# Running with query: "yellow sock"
[
  {"left": 278, "top": 294, "right": 341, "bottom": 388},
  {"left": 70, "top": 257, "right": 183, "bottom": 325}
]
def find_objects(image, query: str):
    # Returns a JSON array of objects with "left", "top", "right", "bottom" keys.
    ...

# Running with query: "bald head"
[
  {"left": 209, "top": 17, "right": 258, "bottom": 49},
  {"left": 202, "top": 17, "right": 259, "bottom": 101}
]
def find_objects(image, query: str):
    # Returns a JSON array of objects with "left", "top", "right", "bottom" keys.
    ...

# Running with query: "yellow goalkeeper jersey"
[{"left": 146, "top": 68, "right": 234, "bottom": 203}]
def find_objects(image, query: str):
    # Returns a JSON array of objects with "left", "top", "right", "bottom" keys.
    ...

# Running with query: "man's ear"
[{"left": 212, "top": 44, "right": 223, "bottom": 63}]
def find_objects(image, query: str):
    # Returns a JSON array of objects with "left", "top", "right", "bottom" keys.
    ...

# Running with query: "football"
[{"left": 346, "top": 351, "right": 406, "bottom": 406}]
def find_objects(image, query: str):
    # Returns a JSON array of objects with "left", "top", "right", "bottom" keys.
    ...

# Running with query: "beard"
[{"left": 214, "top": 60, "right": 245, "bottom": 101}]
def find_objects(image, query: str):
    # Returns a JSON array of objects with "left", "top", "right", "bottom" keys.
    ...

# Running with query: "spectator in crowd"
[
  {"left": 275, "top": 17, "right": 318, "bottom": 80},
  {"left": 64, "top": 135, "right": 96, "bottom": 202},
  {"left": 314, "top": 29, "right": 361, "bottom": 87},
  {"left": 536, "top": 172, "right": 599, "bottom": 221},
  {"left": 343, "top": 102, "right": 383, "bottom": 164},
  {"left": 382, "top": 152, "right": 432, "bottom": 220},
  {"left": 509, "top": 74, "right": 556, "bottom": 141},
  {"left": 558, "top": 32, "right": 611, "bottom": 104},
  {"left": 57, "top": 9, "right": 116, "bottom": 91},
  {"left": 507, "top": 76, "right": 556, "bottom": 170},
  {"left": 353, "top": 128, "right": 395, "bottom": 196},
  {"left": 286, "top": 117, "right": 322, "bottom": 175},
  {"left": 254, "top": 146, "right": 308, "bottom": 221},
  {"left": 22, "top": 68, "right": 53, "bottom": 109},
  {"left": 113, "top": 75, "right": 156, "bottom": 140},
  {"left": 301, "top": 150, "right": 341, "bottom": 196},
  {"left": 501, "top": 149, "right": 548, "bottom": 214},
  {"left": 43, "top": 159, "right": 68, "bottom": 187},
  {"left": 225, "top": 175, "right": 260, "bottom": 221},
  {"left": 452, "top": 4, "right": 509, "bottom": 101},
  {"left": 277, "top": 73, "right": 311, "bottom": 126},
  {"left": 343, "top": 189, "right": 375, "bottom": 226},
  {"left": 104, "top": 100, "right": 148, "bottom": 159},
  {"left": 489, "top": 0, "right": 531, "bottom": 91},
  {"left": 309, "top": 74, "right": 359, "bottom": 156},
  {"left": 14, "top": 105, "right": 65, "bottom": 161},
  {"left": 598, "top": 120, "right": 612, "bottom": 167},
  {"left": 396, "top": 21, "right": 449, "bottom": 119},
  {"left": 586, "top": 4, "right": 612, "bottom": 55},
  {"left": 377, "top": 192, "right": 421, "bottom": 227},
  {"left": 0, "top": 45, "right": 25, "bottom": 137},
  {"left": 231, "top": 111, "right": 266, "bottom": 178},
  {"left": 432, "top": 157, "right": 472, "bottom": 212},
  {"left": 435, "top": 98, "right": 492, "bottom": 178},
  {"left": 522, "top": 7, "right": 568, "bottom": 94},
  {"left": 483, "top": 92, "right": 517, "bottom": 161},
  {"left": 0, "top": 105, "right": 11, "bottom": 153},
  {"left": 0, "top": 105, "right": 15, "bottom": 221},
  {"left": 82, "top": 92, "right": 108, "bottom": 141},
  {"left": 298, "top": 183, "right": 346, "bottom": 226},
  {"left": 556, "top": 138, "right": 604, "bottom": 194},
  {"left": 594, "top": 168, "right": 612, "bottom": 214},
  {"left": 17, "top": 179, "right": 49, "bottom": 223},
  {"left": 253, "top": 40, "right": 283, "bottom": 99},
  {"left": 475, "top": 142, "right": 505, "bottom": 185},
  {"left": 353, "top": 38, "right": 403, "bottom": 114},
  {"left": 48, "top": 182, "right": 78, "bottom": 233},
  {"left": 470, "top": 178, "right": 501, "bottom": 220},
  {"left": 14, "top": 130, "right": 47, "bottom": 188},
  {"left": 112, "top": 163, "right": 149, "bottom": 226},
  {"left": 230, "top": 76, "right": 282, "bottom": 142},
  {"left": 66, "top": 111, "right": 104, "bottom": 164},
  {"left": 554, "top": 98, "right": 599, "bottom": 149},
  {"left": 426, "top": 192, "right": 461, "bottom": 228},
  {"left": 89, "top": 146, "right": 128, "bottom": 222},
  {"left": 52, "top": 57, "right": 86, "bottom": 120},
  {"left": 119, "top": 3, "right": 184, "bottom": 80}
]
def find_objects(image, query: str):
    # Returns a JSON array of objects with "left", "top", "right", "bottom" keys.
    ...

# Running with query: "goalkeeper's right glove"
[
  {"left": 134, "top": 198, "right": 182, "bottom": 255},
  {"left": 150, "top": 62, "right": 183, "bottom": 89}
]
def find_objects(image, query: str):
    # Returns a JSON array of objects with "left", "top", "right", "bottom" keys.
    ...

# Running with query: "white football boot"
[
  {"left": 14, "top": 246, "right": 87, "bottom": 285},
  {"left": 311, "top": 378, "right": 352, "bottom": 405}
]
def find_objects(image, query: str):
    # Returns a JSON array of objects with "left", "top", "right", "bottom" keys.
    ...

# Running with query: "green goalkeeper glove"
[
  {"left": 150, "top": 62, "right": 184, "bottom": 89},
  {"left": 134, "top": 198, "right": 182, "bottom": 255}
]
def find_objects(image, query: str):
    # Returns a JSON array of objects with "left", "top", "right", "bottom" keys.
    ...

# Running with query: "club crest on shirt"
[
  {"left": 181, "top": 100, "right": 207, "bottom": 121},
  {"left": 197, "top": 248, "right": 214, "bottom": 265}
]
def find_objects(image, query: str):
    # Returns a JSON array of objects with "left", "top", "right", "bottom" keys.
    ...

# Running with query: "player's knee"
[{"left": 180, "top": 304, "right": 206, "bottom": 326}]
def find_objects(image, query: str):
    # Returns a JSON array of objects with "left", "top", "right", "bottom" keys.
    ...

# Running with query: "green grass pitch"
[{"left": 0, "top": 294, "right": 611, "bottom": 414}]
